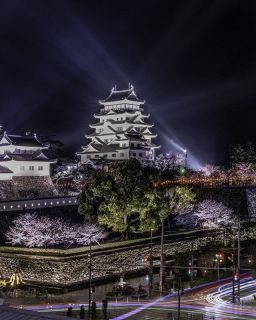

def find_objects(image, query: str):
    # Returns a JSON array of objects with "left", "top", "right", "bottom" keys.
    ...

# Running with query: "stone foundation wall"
[{"left": 0, "top": 233, "right": 222, "bottom": 288}]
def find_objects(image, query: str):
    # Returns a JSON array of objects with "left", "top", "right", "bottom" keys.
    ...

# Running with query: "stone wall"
[{"left": 0, "top": 232, "right": 222, "bottom": 288}]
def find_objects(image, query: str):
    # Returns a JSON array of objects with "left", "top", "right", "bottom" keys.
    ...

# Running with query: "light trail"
[
  {"left": 18, "top": 273, "right": 256, "bottom": 320},
  {"left": 206, "top": 277, "right": 256, "bottom": 306}
]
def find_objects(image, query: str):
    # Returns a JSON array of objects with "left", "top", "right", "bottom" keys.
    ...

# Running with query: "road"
[
  {"left": 16, "top": 275, "right": 256, "bottom": 319},
  {"left": 110, "top": 275, "right": 256, "bottom": 319}
]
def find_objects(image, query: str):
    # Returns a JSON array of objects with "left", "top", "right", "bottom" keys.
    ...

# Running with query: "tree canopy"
[
  {"left": 78, "top": 159, "right": 195, "bottom": 237},
  {"left": 139, "top": 186, "right": 196, "bottom": 232}
]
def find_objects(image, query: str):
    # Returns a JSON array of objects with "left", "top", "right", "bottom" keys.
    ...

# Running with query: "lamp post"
[
  {"left": 184, "top": 149, "right": 188, "bottom": 168},
  {"left": 237, "top": 217, "right": 241, "bottom": 303},
  {"left": 190, "top": 243, "right": 194, "bottom": 283},
  {"left": 232, "top": 252, "right": 235, "bottom": 303},
  {"left": 177, "top": 277, "right": 181, "bottom": 320},
  {"left": 215, "top": 253, "right": 223, "bottom": 281},
  {"left": 159, "top": 219, "right": 165, "bottom": 296},
  {"left": 88, "top": 236, "right": 92, "bottom": 317},
  {"left": 149, "top": 228, "right": 154, "bottom": 297}
]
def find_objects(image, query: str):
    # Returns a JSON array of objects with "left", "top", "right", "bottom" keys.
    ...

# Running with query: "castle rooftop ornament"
[{"left": 77, "top": 85, "right": 160, "bottom": 163}]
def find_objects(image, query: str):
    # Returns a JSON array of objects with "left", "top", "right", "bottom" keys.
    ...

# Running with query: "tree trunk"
[
  {"left": 123, "top": 215, "right": 129, "bottom": 240},
  {"left": 159, "top": 220, "right": 166, "bottom": 295}
]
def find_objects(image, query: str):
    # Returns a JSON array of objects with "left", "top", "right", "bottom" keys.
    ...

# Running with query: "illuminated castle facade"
[
  {"left": 0, "top": 127, "right": 56, "bottom": 180},
  {"left": 77, "top": 85, "right": 160, "bottom": 163}
]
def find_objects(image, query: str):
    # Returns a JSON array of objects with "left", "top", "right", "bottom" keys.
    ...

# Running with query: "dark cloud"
[{"left": 0, "top": 0, "right": 256, "bottom": 164}]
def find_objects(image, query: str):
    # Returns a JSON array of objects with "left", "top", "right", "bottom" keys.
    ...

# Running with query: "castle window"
[
  {"left": 139, "top": 153, "right": 143, "bottom": 157},
  {"left": 120, "top": 153, "right": 124, "bottom": 157},
  {"left": 29, "top": 166, "right": 34, "bottom": 171},
  {"left": 132, "top": 153, "right": 136, "bottom": 157},
  {"left": 122, "top": 143, "right": 126, "bottom": 147},
  {"left": 87, "top": 155, "right": 91, "bottom": 159},
  {"left": 103, "top": 154, "right": 107, "bottom": 158},
  {"left": 95, "top": 155, "right": 99, "bottom": 158},
  {"left": 112, "top": 154, "right": 116, "bottom": 157},
  {"left": 38, "top": 166, "right": 43, "bottom": 171},
  {"left": 117, "top": 127, "right": 122, "bottom": 131},
  {"left": 131, "top": 143, "right": 135, "bottom": 147},
  {"left": 20, "top": 166, "right": 25, "bottom": 171}
]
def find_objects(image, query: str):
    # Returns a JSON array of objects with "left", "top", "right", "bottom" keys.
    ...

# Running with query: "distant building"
[
  {"left": 77, "top": 85, "right": 160, "bottom": 163},
  {"left": 0, "top": 127, "right": 56, "bottom": 180}
]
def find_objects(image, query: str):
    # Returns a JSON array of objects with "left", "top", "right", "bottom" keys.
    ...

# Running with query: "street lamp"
[
  {"left": 177, "top": 277, "right": 182, "bottom": 320},
  {"left": 149, "top": 228, "right": 154, "bottom": 297},
  {"left": 159, "top": 219, "right": 166, "bottom": 296},
  {"left": 184, "top": 149, "right": 188, "bottom": 168},
  {"left": 215, "top": 253, "right": 223, "bottom": 281},
  {"left": 88, "top": 236, "right": 93, "bottom": 317},
  {"left": 237, "top": 217, "right": 241, "bottom": 303},
  {"left": 189, "top": 243, "right": 194, "bottom": 284}
]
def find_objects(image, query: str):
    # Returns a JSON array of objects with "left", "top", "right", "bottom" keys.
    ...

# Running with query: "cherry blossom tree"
[
  {"left": 201, "top": 165, "right": 227, "bottom": 179},
  {"left": 176, "top": 200, "right": 234, "bottom": 229},
  {"left": 142, "top": 152, "right": 185, "bottom": 171},
  {"left": 233, "top": 163, "right": 256, "bottom": 181},
  {"left": 6, "top": 213, "right": 106, "bottom": 248}
]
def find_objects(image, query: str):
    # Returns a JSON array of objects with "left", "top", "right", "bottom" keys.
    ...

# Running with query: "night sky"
[{"left": 1, "top": 0, "right": 256, "bottom": 166}]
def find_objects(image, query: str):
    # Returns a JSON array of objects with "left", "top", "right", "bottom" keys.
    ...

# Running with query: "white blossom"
[
  {"left": 176, "top": 200, "right": 234, "bottom": 229},
  {"left": 234, "top": 163, "right": 256, "bottom": 180},
  {"left": 142, "top": 152, "right": 185, "bottom": 171},
  {"left": 201, "top": 165, "right": 227, "bottom": 179},
  {"left": 6, "top": 213, "right": 106, "bottom": 248},
  {"left": 193, "top": 200, "right": 234, "bottom": 228}
]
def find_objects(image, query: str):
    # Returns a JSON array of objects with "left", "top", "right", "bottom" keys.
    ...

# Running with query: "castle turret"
[{"left": 77, "top": 85, "right": 160, "bottom": 163}]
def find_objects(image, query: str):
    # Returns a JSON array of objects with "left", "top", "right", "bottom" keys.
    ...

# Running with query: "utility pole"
[{"left": 159, "top": 220, "right": 165, "bottom": 296}]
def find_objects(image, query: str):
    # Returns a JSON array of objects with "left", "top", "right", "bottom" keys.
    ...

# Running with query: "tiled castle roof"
[{"left": 101, "top": 85, "right": 141, "bottom": 103}]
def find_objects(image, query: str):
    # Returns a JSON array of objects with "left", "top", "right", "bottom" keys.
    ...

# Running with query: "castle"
[
  {"left": 0, "top": 85, "right": 159, "bottom": 181},
  {"left": 0, "top": 127, "right": 55, "bottom": 180},
  {"left": 77, "top": 85, "right": 160, "bottom": 163}
]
